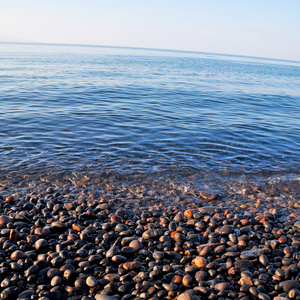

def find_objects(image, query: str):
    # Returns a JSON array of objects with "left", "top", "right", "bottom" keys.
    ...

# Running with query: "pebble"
[
  {"left": 0, "top": 215, "right": 11, "bottom": 225},
  {"left": 50, "top": 276, "right": 62, "bottom": 286},
  {"left": 10, "top": 250, "right": 25, "bottom": 260},
  {"left": 35, "top": 239, "right": 48, "bottom": 250},
  {"left": 86, "top": 275, "right": 98, "bottom": 287},
  {"left": 129, "top": 239, "right": 142, "bottom": 251},
  {"left": 219, "top": 224, "right": 234, "bottom": 235},
  {"left": 193, "top": 256, "right": 207, "bottom": 268},
  {"left": 142, "top": 229, "right": 159, "bottom": 240},
  {"left": 177, "top": 293, "right": 194, "bottom": 300},
  {"left": 95, "top": 295, "right": 118, "bottom": 300},
  {"left": 235, "top": 259, "right": 253, "bottom": 269},
  {"left": 214, "top": 282, "right": 230, "bottom": 291},
  {"left": 279, "top": 280, "right": 300, "bottom": 292}
]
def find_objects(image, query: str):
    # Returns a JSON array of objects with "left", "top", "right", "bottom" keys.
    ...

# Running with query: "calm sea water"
[{"left": 1, "top": 43, "right": 300, "bottom": 189}]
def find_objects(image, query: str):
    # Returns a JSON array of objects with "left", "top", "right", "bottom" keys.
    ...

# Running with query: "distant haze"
[{"left": 1, "top": 0, "right": 300, "bottom": 61}]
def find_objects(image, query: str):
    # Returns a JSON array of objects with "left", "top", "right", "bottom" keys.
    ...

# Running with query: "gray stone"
[
  {"left": 279, "top": 280, "right": 300, "bottom": 292},
  {"left": 235, "top": 260, "right": 253, "bottom": 269}
]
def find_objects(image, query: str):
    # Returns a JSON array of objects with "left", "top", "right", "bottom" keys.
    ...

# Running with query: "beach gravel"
[{"left": 0, "top": 177, "right": 300, "bottom": 299}]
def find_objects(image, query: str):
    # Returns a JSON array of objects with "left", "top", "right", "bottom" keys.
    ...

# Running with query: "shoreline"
[{"left": 0, "top": 175, "right": 300, "bottom": 299}]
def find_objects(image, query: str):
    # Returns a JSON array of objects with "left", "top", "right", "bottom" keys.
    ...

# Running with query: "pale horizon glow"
[{"left": 1, "top": 0, "right": 300, "bottom": 61}]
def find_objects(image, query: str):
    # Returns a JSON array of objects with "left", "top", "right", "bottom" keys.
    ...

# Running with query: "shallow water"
[{"left": 1, "top": 43, "right": 300, "bottom": 190}]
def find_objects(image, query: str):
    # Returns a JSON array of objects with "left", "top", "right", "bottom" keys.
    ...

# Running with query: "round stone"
[
  {"left": 0, "top": 215, "right": 11, "bottom": 225},
  {"left": 10, "top": 250, "right": 25, "bottom": 260},
  {"left": 129, "top": 240, "right": 142, "bottom": 251},
  {"left": 86, "top": 275, "right": 98, "bottom": 287},
  {"left": 219, "top": 225, "right": 234, "bottom": 235},
  {"left": 35, "top": 238, "right": 48, "bottom": 250},
  {"left": 193, "top": 256, "right": 207, "bottom": 268},
  {"left": 51, "top": 276, "right": 62, "bottom": 286},
  {"left": 142, "top": 229, "right": 159, "bottom": 240}
]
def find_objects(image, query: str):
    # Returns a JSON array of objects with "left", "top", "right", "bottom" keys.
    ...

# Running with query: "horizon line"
[{"left": 2, "top": 40, "right": 300, "bottom": 64}]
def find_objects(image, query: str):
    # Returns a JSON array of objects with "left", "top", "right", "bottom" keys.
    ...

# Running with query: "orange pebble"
[
  {"left": 278, "top": 236, "right": 287, "bottom": 244},
  {"left": 172, "top": 275, "right": 182, "bottom": 284},
  {"left": 193, "top": 256, "right": 207, "bottom": 268},
  {"left": 272, "top": 275, "right": 281, "bottom": 281},
  {"left": 240, "top": 219, "right": 249, "bottom": 225},
  {"left": 72, "top": 224, "right": 81, "bottom": 232},
  {"left": 259, "top": 217, "right": 266, "bottom": 223},
  {"left": 88, "top": 193, "right": 95, "bottom": 198},
  {"left": 289, "top": 213, "right": 297, "bottom": 218},
  {"left": 238, "top": 240, "right": 247, "bottom": 248},
  {"left": 170, "top": 231, "right": 177, "bottom": 239},
  {"left": 75, "top": 257, "right": 84, "bottom": 262},
  {"left": 184, "top": 210, "right": 192, "bottom": 218},
  {"left": 182, "top": 274, "right": 193, "bottom": 286}
]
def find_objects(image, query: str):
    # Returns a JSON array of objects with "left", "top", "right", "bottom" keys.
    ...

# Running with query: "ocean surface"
[{"left": 1, "top": 42, "right": 300, "bottom": 191}]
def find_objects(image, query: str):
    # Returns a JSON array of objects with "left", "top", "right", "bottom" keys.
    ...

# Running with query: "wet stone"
[
  {"left": 198, "top": 206, "right": 218, "bottom": 213},
  {"left": 142, "top": 229, "right": 159, "bottom": 240},
  {"left": 259, "top": 254, "right": 268, "bottom": 266},
  {"left": 219, "top": 225, "right": 234, "bottom": 235},
  {"left": 10, "top": 250, "right": 25, "bottom": 260},
  {"left": 35, "top": 238, "right": 48, "bottom": 250},
  {"left": 129, "top": 240, "right": 142, "bottom": 251}
]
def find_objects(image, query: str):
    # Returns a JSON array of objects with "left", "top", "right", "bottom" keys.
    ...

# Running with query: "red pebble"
[
  {"left": 5, "top": 196, "right": 15, "bottom": 203},
  {"left": 110, "top": 215, "right": 122, "bottom": 223}
]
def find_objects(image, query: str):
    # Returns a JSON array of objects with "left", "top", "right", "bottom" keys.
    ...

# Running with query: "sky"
[{"left": 1, "top": 0, "right": 300, "bottom": 61}]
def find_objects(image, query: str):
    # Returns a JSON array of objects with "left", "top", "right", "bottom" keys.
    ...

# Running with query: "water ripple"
[{"left": 1, "top": 43, "right": 300, "bottom": 183}]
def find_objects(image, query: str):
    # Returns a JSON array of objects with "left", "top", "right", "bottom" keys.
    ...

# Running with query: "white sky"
[{"left": 1, "top": 0, "right": 300, "bottom": 61}]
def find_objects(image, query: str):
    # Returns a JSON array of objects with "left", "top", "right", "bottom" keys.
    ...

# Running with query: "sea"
[{"left": 1, "top": 42, "right": 300, "bottom": 194}]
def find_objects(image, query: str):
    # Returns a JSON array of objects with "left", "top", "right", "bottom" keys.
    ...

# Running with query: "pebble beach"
[
  {"left": 1, "top": 176, "right": 300, "bottom": 300},
  {"left": 1, "top": 43, "right": 300, "bottom": 300}
]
